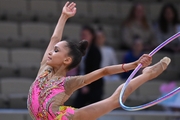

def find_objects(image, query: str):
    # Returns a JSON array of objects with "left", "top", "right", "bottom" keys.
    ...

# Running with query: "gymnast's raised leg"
[{"left": 73, "top": 57, "right": 171, "bottom": 120}]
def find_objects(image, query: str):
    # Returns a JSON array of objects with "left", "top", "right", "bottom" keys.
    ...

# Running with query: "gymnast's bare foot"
[
  {"left": 110, "top": 57, "right": 171, "bottom": 108},
  {"left": 142, "top": 57, "right": 171, "bottom": 80}
]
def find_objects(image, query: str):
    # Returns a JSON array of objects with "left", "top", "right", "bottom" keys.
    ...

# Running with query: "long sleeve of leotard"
[{"left": 64, "top": 76, "right": 87, "bottom": 95}]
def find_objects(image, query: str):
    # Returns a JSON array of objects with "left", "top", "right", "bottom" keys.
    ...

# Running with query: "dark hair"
[
  {"left": 96, "top": 26, "right": 106, "bottom": 36},
  {"left": 159, "top": 3, "right": 179, "bottom": 33},
  {"left": 64, "top": 39, "right": 88, "bottom": 70},
  {"left": 131, "top": 35, "right": 143, "bottom": 46},
  {"left": 124, "top": 3, "right": 150, "bottom": 29},
  {"left": 133, "top": 35, "right": 143, "bottom": 44},
  {"left": 81, "top": 25, "right": 96, "bottom": 45}
]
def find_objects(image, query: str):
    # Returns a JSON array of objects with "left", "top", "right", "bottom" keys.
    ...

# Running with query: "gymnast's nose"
[{"left": 48, "top": 50, "right": 52, "bottom": 55}]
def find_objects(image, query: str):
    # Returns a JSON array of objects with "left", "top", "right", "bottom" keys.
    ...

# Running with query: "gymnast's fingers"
[
  {"left": 141, "top": 57, "right": 151, "bottom": 67},
  {"left": 65, "top": 1, "right": 70, "bottom": 7},
  {"left": 69, "top": 2, "right": 76, "bottom": 9},
  {"left": 73, "top": 7, "right": 77, "bottom": 13},
  {"left": 142, "top": 60, "right": 147, "bottom": 67},
  {"left": 145, "top": 57, "right": 150, "bottom": 63},
  {"left": 145, "top": 57, "right": 151, "bottom": 65},
  {"left": 142, "top": 54, "right": 151, "bottom": 58},
  {"left": 143, "top": 54, "right": 152, "bottom": 62},
  {"left": 70, "top": 3, "right": 76, "bottom": 10},
  {"left": 146, "top": 55, "right": 152, "bottom": 65}
]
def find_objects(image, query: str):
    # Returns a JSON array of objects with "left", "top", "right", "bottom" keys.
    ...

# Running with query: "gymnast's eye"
[{"left": 54, "top": 48, "right": 59, "bottom": 52}]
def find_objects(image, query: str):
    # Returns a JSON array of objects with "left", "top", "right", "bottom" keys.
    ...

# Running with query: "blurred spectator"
[
  {"left": 96, "top": 29, "right": 121, "bottom": 81},
  {"left": 121, "top": 3, "right": 156, "bottom": 50},
  {"left": 73, "top": 25, "right": 104, "bottom": 108},
  {"left": 159, "top": 81, "right": 180, "bottom": 112},
  {"left": 154, "top": 3, "right": 180, "bottom": 52},
  {"left": 121, "top": 36, "right": 144, "bottom": 79}
]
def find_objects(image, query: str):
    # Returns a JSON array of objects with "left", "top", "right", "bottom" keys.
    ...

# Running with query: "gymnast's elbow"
[
  {"left": 102, "top": 67, "right": 111, "bottom": 76},
  {"left": 51, "top": 36, "right": 60, "bottom": 42}
]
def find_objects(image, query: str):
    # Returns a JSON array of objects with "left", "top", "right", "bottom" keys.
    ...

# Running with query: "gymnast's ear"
[{"left": 63, "top": 57, "right": 72, "bottom": 65}]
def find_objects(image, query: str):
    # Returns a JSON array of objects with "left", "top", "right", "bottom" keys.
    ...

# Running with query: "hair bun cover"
[{"left": 78, "top": 40, "right": 88, "bottom": 56}]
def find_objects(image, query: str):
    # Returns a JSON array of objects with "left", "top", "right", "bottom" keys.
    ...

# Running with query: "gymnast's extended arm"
[
  {"left": 41, "top": 2, "right": 77, "bottom": 65},
  {"left": 80, "top": 54, "right": 152, "bottom": 85}
]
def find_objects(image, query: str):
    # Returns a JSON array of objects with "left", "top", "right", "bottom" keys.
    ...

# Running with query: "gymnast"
[{"left": 27, "top": 2, "right": 171, "bottom": 120}]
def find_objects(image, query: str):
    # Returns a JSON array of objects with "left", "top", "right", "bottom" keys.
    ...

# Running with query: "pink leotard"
[{"left": 27, "top": 67, "right": 85, "bottom": 120}]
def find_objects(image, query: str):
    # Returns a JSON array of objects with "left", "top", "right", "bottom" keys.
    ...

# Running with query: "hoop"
[{"left": 119, "top": 32, "right": 180, "bottom": 111}]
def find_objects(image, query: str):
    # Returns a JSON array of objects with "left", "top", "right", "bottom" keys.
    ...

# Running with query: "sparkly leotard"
[{"left": 27, "top": 66, "right": 85, "bottom": 120}]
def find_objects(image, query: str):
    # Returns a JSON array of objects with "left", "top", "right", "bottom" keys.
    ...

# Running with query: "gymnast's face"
[{"left": 46, "top": 41, "right": 72, "bottom": 68}]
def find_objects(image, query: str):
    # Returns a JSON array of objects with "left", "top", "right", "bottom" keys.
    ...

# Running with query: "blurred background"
[{"left": 0, "top": 0, "right": 180, "bottom": 120}]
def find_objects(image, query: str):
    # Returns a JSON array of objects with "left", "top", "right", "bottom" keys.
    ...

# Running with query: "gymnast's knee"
[{"left": 73, "top": 110, "right": 82, "bottom": 120}]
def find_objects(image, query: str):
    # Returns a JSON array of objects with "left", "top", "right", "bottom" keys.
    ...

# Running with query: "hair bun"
[{"left": 78, "top": 40, "right": 88, "bottom": 56}]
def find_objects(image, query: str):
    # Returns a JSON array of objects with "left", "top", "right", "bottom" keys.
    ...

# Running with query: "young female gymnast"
[{"left": 27, "top": 2, "right": 171, "bottom": 120}]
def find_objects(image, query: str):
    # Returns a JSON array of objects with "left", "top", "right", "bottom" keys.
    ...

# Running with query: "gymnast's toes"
[
  {"left": 160, "top": 57, "right": 171, "bottom": 70},
  {"left": 142, "top": 57, "right": 171, "bottom": 79}
]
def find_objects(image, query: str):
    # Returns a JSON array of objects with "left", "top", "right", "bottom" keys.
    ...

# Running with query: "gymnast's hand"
[
  {"left": 137, "top": 54, "right": 152, "bottom": 68},
  {"left": 62, "top": 1, "right": 77, "bottom": 18}
]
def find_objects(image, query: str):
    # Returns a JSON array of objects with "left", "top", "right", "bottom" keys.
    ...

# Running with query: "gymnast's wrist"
[
  {"left": 133, "top": 61, "right": 139, "bottom": 68},
  {"left": 60, "top": 13, "right": 69, "bottom": 20}
]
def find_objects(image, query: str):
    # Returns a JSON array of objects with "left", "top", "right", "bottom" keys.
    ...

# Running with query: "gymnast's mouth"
[{"left": 48, "top": 56, "right": 52, "bottom": 60}]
